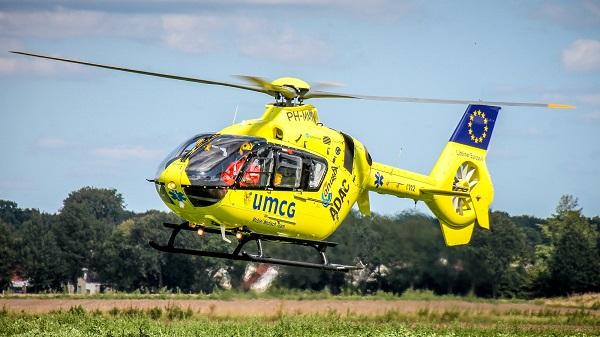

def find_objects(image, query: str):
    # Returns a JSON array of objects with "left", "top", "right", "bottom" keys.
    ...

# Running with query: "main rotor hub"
[{"left": 271, "top": 77, "right": 311, "bottom": 96}]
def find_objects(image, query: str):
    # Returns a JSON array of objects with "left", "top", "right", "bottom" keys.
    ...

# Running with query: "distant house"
[
  {"left": 212, "top": 267, "right": 232, "bottom": 290},
  {"left": 76, "top": 268, "right": 106, "bottom": 294},
  {"left": 10, "top": 275, "right": 30, "bottom": 293},
  {"left": 242, "top": 264, "right": 278, "bottom": 292}
]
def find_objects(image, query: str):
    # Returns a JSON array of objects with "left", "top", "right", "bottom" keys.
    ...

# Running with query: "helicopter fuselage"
[{"left": 154, "top": 104, "right": 371, "bottom": 240}]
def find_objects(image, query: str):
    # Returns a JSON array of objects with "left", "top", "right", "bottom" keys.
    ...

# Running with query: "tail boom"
[{"left": 367, "top": 163, "right": 435, "bottom": 200}]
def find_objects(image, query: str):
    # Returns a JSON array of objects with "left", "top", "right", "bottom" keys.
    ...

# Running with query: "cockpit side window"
[
  {"left": 185, "top": 135, "right": 264, "bottom": 187},
  {"left": 239, "top": 148, "right": 274, "bottom": 188}
]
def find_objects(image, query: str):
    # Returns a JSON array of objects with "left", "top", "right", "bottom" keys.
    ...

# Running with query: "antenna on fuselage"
[{"left": 232, "top": 105, "right": 239, "bottom": 124}]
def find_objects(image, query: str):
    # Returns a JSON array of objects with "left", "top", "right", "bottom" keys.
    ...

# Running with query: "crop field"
[{"left": 1, "top": 295, "right": 599, "bottom": 336}]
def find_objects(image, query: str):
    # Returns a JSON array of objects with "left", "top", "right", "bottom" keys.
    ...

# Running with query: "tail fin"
[
  {"left": 366, "top": 105, "right": 500, "bottom": 246},
  {"left": 425, "top": 104, "right": 500, "bottom": 245}
]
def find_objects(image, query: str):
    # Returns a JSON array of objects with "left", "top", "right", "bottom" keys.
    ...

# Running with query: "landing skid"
[{"left": 149, "top": 222, "right": 362, "bottom": 272}]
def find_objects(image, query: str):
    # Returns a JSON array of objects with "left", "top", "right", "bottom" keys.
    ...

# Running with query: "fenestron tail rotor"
[
  {"left": 452, "top": 163, "right": 479, "bottom": 216},
  {"left": 10, "top": 51, "right": 575, "bottom": 109}
]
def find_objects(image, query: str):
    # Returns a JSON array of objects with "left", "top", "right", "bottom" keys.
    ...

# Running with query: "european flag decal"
[{"left": 449, "top": 105, "right": 500, "bottom": 150}]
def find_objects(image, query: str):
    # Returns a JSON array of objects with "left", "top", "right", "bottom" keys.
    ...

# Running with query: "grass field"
[
  {"left": 1, "top": 294, "right": 599, "bottom": 336},
  {"left": 0, "top": 288, "right": 559, "bottom": 303}
]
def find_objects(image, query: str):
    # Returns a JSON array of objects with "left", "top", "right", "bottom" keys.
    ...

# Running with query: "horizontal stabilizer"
[
  {"left": 421, "top": 188, "right": 470, "bottom": 197},
  {"left": 439, "top": 221, "right": 475, "bottom": 246}
]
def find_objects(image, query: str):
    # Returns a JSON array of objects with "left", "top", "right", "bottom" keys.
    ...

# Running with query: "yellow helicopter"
[{"left": 12, "top": 51, "right": 574, "bottom": 271}]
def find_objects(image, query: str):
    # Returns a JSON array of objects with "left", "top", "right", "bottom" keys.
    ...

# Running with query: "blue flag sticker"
[{"left": 449, "top": 105, "right": 500, "bottom": 150}]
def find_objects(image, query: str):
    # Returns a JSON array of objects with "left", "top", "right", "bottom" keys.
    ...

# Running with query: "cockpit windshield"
[
  {"left": 185, "top": 135, "right": 265, "bottom": 187},
  {"left": 155, "top": 133, "right": 213, "bottom": 179}
]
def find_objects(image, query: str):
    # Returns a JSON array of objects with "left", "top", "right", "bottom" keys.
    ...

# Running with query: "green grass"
[
  {"left": 0, "top": 304, "right": 598, "bottom": 337},
  {"left": 0, "top": 288, "right": 527, "bottom": 303}
]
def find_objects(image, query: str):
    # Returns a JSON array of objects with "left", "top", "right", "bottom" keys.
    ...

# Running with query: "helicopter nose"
[
  {"left": 155, "top": 168, "right": 177, "bottom": 189},
  {"left": 153, "top": 161, "right": 189, "bottom": 206}
]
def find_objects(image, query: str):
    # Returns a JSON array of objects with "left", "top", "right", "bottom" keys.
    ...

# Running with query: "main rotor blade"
[
  {"left": 10, "top": 51, "right": 271, "bottom": 97},
  {"left": 10, "top": 51, "right": 576, "bottom": 109},
  {"left": 303, "top": 90, "right": 575, "bottom": 109}
]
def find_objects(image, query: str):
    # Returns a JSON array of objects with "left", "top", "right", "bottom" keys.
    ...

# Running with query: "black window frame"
[{"left": 341, "top": 132, "right": 355, "bottom": 173}]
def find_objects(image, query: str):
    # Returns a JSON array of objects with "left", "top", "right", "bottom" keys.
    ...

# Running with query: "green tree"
[
  {"left": 273, "top": 211, "right": 378, "bottom": 293},
  {"left": 0, "top": 222, "right": 14, "bottom": 290},
  {"left": 379, "top": 212, "right": 447, "bottom": 295},
  {"left": 0, "top": 200, "right": 34, "bottom": 229},
  {"left": 510, "top": 214, "right": 544, "bottom": 259},
  {"left": 54, "top": 187, "right": 131, "bottom": 282},
  {"left": 555, "top": 195, "right": 580, "bottom": 216},
  {"left": 532, "top": 195, "right": 600, "bottom": 296},
  {"left": 464, "top": 211, "right": 528, "bottom": 298},
  {"left": 20, "top": 212, "right": 67, "bottom": 291},
  {"left": 548, "top": 224, "right": 600, "bottom": 295},
  {"left": 589, "top": 216, "right": 600, "bottom": 255},
  {"left": 97, "top": 210, "right": 228, "bottom": 293},
  {"left": 96, "top": 211, "right": 174, "bottom": 291}
]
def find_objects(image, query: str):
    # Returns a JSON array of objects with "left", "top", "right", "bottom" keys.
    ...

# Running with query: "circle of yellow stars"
[{"left": 468, "top": 110, "right": 489, "bottom": 144}]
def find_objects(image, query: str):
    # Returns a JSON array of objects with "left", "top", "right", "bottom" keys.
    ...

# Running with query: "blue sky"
[{"left": 1, "top": 0, "right": 599, "bottom": 218}]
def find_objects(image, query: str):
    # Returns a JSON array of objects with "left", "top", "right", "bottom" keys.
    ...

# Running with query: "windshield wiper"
[{"left": 181, "top": 134, "right": 219, "bottom": 162}]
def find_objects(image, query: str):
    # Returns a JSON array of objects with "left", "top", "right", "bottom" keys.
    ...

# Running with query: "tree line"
[{"left": 0, "top": 187, "right": 598, "bottom": 298}]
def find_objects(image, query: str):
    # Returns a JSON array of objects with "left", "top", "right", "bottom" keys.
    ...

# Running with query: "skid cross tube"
[{"left": 149, "top": 222, "right": 361, "bottom": 272}]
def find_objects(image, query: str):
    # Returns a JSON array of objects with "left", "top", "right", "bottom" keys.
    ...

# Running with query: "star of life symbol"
[
  {"left": 168, "top": 190, "right": 187, "bottom": 208},
  {"left": 374, "top": 172, "right": 384, "bottom": 188},
  {"left": 468, "top": 109, "right": 489, "bottom": 144}
]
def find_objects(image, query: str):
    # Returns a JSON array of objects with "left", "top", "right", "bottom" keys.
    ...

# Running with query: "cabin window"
[
  {"left": 236, "top": 146, "right": 327, "bottom": 191},
  {"left": 274, "top": 152, "right": 302, "bottom": 189},
  {"left": 308, "top": 160, "right": 327, "bottom": 190}
]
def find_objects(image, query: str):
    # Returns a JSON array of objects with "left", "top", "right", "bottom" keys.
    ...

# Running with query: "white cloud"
[
  {"left": 0, "top": 10, "right": 160, "bottom": 39},
  {"left": 94, "top": 145, "right": 163, "bottom": 160},
  {"left": 0, "top": 8, "right": 333, "bottom": 66},
  {"left": 562, "top": 39, "right": 600, "bottom": 72},
  {"left": 236, "top": 20, "right": 332, "bottom": 63},
  {"left": 534, "top": 0, "right": 600, "bottom": 27},
  {"left": 0, "top": 10, "right": 159, "bottom": 75},
  {"left": 0, "top": 57, "right": 18, "bottom": 74},
  {"left": 503, "top": 127, "right": 545, "bottom": 138},
  {"left": 584, "top": 0, "right": 600, "bottom": 17},
  {"left": 161, "top": 15, "right": 222, "bottom": 53},
  {"left": 581, "top": 111, "right": 600, "bottom": 122},
  {"left": 524, "top": 127, "right": 543, "bottom": 137},
  {"left": 0, "top": 55, "right": 83, "bottom": 75},
  {"left": 35, "top": 137, "right": 68, "bottom": 149},
  {"left": 488, "top": 147, "right": 524, "bottom": 160},
  {"left": 0, "top": 38, "right": 79, "bottom": 75},
  {"left": 577, "top": 93, "right": 600, "bottom": 106}
]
